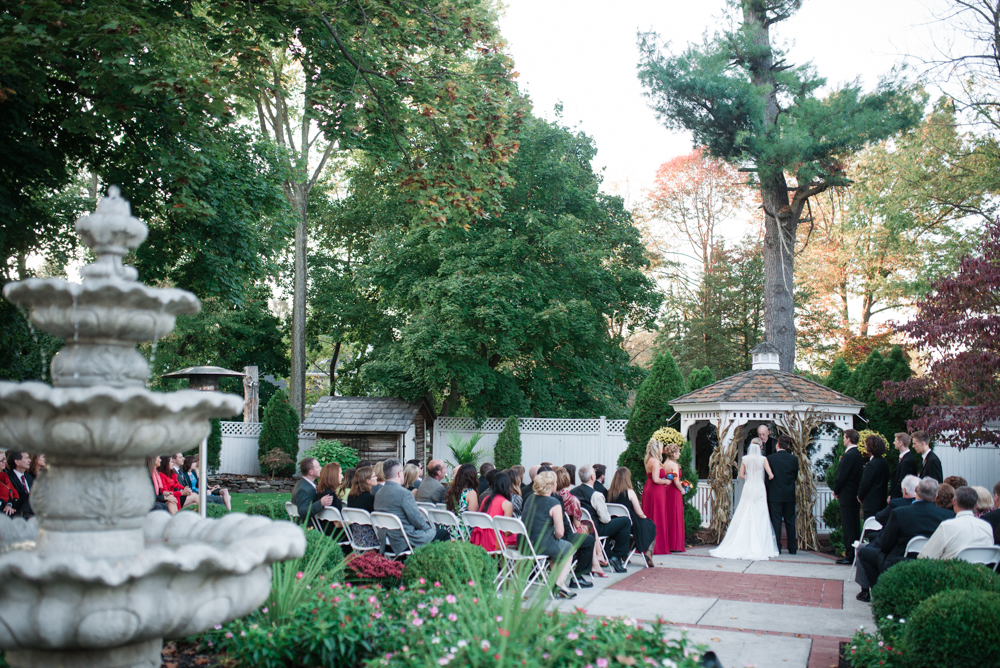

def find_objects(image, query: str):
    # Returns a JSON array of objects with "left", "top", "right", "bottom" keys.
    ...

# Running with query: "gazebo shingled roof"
[{"left": 671, "top": 369, "right": 864, "bottom": 407}]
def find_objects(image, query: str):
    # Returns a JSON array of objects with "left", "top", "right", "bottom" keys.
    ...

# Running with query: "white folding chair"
[
  {"left": 606, "top": 503, "right": 637, "bottom": 566},
  {"left": 493, "top": 515, "right": 552, "bottom": 599},
  {"left": 462, "top": 511, "right": 508, "bottom": 584},
  {"left": 370, "top": 511, "right": 416, "bottom": 560},
  {"left": 416, "top": 501, "right": 436, "bottom": 511},
  {"left": 341, "top": 507, "right": 379, "bottom": 554},
  {"left": 285, "top": 501, "right": 300, "bottom": 521},
  {"left": 317, "top": 507, "right": 353, "bottom": 551},
  {"left": 955, "top": 545, "right": 1000, "bottom": 571},
  {"left": 849, "top": 516, "right": 883, "bottom": 580},
  {"left": 429, "top": 508, "right": 466, "bottom": 540},
  {"left": 418, "top": 506, "right": 432, "bottom": 523},
  {"left": 905, "top": 535, "right": 929, "bottom": 558},
  {"left": 435, "top": 503, "right": 449, "bottom": 510},
  {"left": 580, "top": 507, "right": 609, "bottom": 561}
]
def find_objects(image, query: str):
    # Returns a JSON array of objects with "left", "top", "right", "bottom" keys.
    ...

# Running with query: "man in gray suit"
[
  {"left": 415, "top": 459, "right": 448, "bottom": 504},
  {"left": 374, "top": 459, "right": 450, "bottom": 553}
]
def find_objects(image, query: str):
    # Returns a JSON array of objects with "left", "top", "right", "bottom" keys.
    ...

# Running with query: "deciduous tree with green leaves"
[{"left": 637, "top": 0, "right": 923, "bottom": 370}]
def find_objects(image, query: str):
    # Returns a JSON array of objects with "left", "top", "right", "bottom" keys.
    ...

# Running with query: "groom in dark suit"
[{"left": 766, "top": 435, "right": 799, "bottom": 554}]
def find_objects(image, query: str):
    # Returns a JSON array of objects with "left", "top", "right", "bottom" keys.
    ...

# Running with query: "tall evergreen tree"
[
  {"left": 825, "top": 357, "right": 852, "bottom": 394},
  {"left": 686, "top": 367, "right": 716, "bottom": 393},
  {"left": 851, "top": 350, "right": 893, "bottom": 438},
  {"left": 637, "top": 0, "right": 923, "bottom": 370},
  {"left": 619, "top": 350, "right": 687, "bottom": 483},
  {"left": 259, "top": 389, "right": 301, "bottom": 472},
  {"left": 493, "top": 416, "right": 522, "bottom": 471}
]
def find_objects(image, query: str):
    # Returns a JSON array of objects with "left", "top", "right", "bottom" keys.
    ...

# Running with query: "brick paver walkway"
[{"left": 610, "top": 566, "right": 844, "bottom": 609}]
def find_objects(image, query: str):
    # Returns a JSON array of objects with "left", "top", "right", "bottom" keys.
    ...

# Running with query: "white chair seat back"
[
  {"left": 370, "top": 511, "right": 415, "bottom": 559},
  {"left": 342, "top": 507, "right": 373, "bottom": 526},
  {"left": 956, "top": 545, "right": 1000, "bottom": 571},
  {"left": 285, "top": 501, "right": 299, "bottom": 520},
  {"left": 905, "top": 535, "right": 929, "bottom": 557}
]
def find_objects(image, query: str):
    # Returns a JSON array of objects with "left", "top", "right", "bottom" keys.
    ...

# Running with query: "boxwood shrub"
[
  {"left": 301, "top": 528, "right": 344, "bottom": 575},
  {"left": 402, "top": 540, "right": 495, "bottom": 593},
  {"left": 243, "top": 496, "right": 290, "bottom": 521},
  {"left": 904, "top": 589, "right": 1000, "bottom": 668},
  {"left": 872, "top": 558, "right": 1000, "bottom": 626}
]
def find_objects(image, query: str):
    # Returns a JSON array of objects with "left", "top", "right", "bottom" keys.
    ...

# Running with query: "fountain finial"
[{"left": 77, "top": 185, "right": 148, "bottom": 282}]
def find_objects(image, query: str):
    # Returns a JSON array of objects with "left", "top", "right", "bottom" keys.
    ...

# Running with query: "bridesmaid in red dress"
[
  {"left": 660, "top": 441, "right": 687, "bottom": 553},
  {"left": 642, "top": 438, "right": 673, "bottom": 555}
]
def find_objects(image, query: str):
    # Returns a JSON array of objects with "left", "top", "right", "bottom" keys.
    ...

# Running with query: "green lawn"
[{"left": 231, "top": 492, "right": 291, "bottom": 512}]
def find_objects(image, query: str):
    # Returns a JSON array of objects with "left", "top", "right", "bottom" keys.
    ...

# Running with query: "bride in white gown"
[{"left": 710, "top": 439, "right": 779, "bottom": 560}]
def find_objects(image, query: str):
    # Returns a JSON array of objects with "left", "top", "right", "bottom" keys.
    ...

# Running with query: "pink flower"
[
  {"left": 420, "top": 578, "right": 426, "bottom": 584},
  {"left": 225, "top": 632, "right": 233, "bottom": 639},
  {"left": 448, "top": 613, "right": 458, "bottom": 622},
  {"left": 597, "top": 659, "right": 609, "bottom": 668},
  {"left": 430, "top": 606, "right": 440, "bottom": 617},
  {"left": 296, "top": 572, "right": 304, "bottom": 579},
  {"left": 567, "top": 632, "right": 579, "bottom": 640},
  {"left": 413, "top": 618, "right": 424, "bottom": 626},
  {"left": 369, "top": 596, "right": 378, "bottom": 604},
  {"left": 348, "top": 593, "right": 355, "bottom": 600},
  {"left": 446, "top": 594, "right": 457, "bottom": 604},
  {"left": 434, "top": 581, "right": 442, "bottom": 587},
  {"left": 576, "top": 650, "right": 584, "bottom": 656},
  {"left": 333, "top": 596, "right": 341, "bottom": 603}
]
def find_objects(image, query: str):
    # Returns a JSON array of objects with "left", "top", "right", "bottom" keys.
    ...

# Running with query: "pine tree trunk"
[{"left": 761, "top": 178, "right": 797, "bottom": 371}]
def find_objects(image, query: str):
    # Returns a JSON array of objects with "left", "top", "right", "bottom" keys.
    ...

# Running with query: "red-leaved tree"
[{"left": 882, "top": 220, "right": 1000, "bottom": 448}]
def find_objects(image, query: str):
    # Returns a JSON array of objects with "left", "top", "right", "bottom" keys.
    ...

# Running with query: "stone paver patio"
[{"left": 552, "top": 545, "right": 873, "bottom": 668}]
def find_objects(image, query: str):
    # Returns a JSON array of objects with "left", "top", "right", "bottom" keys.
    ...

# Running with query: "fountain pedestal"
[{"left": 0, "top": 187, "right": 304, "bottom": 667}]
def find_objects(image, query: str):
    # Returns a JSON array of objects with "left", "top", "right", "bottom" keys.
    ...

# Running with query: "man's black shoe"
[
  {"left": 609, "top": 556, "right": 627, "bottom": 573},
  {"left": 856, "top": 589, "right": 871, "bottom": 603},
  {"left": 835, "top": 558, "right": 852, "bottom": 565},
  {"left": 569, "top": 576, "right": 593, "bottom": 589}
]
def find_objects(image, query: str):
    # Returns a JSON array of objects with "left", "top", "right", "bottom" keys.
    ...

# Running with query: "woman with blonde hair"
[
  {"left": 402, "top": 463, "right": 420, "bottom": 491},
  {"left": 508, "top": 465, "right": 525, "bottom": 516},
  {"left": 520, "top": 471, "right": 576, "bottom": 599},
  {"left": 973, "top": 486, "right": 995, "bottom": 517},
  {"left": 641, "top": 437, "right": 673, "bottom": 554},
  {"left": 608, "top": 467, "right": 657, "bottom": 566},
  {"left": 371, "top": 461, "right": 386, "bottom": 495}
]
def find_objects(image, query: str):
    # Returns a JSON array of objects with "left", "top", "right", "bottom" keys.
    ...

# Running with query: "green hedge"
[
  {"left": 402, "top": 540, "right": 495, "bottom": 593},
  {"left": 244, "top": 496, "right": 290, "bottom": 521},
  {"left": 823, "top": 497, "right": 840, "bottom": 530},
  {"left": 872, "top": 558, "right": 1000, "bottom": 627},
  {"left": 305, "top": 439, "right": 359, "bottom": 469},
  {"left": 684, "top": 502, "right": 702, "bottom": 539},
  {"left": 904, "top": 589, "right": 1000, "bottom": 668}
]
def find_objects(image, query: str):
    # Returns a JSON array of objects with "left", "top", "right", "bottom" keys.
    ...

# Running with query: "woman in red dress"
[
  {"left": 642, "top": 438, "right": 673, "bottom": 555},
  {"left": 660, "top": 442, "right": 687, "bottom": 553}
]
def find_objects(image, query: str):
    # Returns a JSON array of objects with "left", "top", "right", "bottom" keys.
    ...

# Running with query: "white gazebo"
[{"left": 670, "top": 342, "right": 864, "bottom": 549}]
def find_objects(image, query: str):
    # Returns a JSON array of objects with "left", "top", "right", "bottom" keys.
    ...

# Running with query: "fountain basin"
[
  {"left": 0, "top": 512, "right": 305, "bottom": 655},
  {"left": 0, "top": 383, "right": 244, "bottom": 459}
]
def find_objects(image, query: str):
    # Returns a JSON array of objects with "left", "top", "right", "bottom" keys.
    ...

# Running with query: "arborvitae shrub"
[{"left": 494, "top": 416, "right": 522, "bottom": 470}]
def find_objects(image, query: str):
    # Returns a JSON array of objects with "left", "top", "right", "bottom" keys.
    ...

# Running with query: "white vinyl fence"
[
  {"left": 219, "top": 421, "right": 316, "bottom": 475},
  {"left": 432, "top": 416, "right": 628, "bottom": 475},
  {"left": 934, "top": 444, "right": 1000, "bottom": 489}
]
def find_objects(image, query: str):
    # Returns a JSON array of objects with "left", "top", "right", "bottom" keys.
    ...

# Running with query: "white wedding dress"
[{"left": 710, "top": 443, "right": 779, "bottom": 560}]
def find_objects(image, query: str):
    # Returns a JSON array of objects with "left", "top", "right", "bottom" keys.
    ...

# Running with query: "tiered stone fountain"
[{"left": 0, "top": 187, "right": 304, "bottom": 667}]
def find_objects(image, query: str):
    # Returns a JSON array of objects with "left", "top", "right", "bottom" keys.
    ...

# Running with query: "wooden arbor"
[{"left": 671, "top": 343, "right": 863, "bottom": 550}]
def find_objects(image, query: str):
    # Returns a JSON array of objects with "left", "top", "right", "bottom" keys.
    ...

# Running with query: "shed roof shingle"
[
  {"left": 302, "top": 396, "right": 431, "bottom": 433},
  {"left": 671, "top": 369, "right": 864, "bottom": 407}
]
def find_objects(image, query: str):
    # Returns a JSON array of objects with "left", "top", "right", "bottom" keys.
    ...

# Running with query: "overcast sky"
[{"left": 498, "top": 0, "right": 951, "bottom": 209}]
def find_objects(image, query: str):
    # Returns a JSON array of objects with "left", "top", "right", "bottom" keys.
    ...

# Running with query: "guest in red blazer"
[{"left": 0, "top": 470, "right": 19, "bottom": 516}]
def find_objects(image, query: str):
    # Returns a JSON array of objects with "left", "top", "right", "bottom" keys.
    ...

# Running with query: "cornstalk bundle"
[
  {"left": 775, "top": 408, "right": 826, "bottom": 551},
  {"left": 707, "top": 414, "right": 740, "bottom": 543}
]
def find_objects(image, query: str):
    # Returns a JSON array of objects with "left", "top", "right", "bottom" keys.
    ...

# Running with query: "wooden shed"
[{"left": 301, "top": 396, "right": 436, "bottom": 463}]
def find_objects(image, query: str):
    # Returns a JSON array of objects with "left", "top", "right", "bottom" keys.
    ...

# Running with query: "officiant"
[{"left": 744, "top": 424, "right": 777, "bottom": 458}]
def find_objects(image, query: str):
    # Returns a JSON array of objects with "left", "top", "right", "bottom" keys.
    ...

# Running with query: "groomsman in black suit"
[
  {"left": 766, "top": 435, "right": 799, "bottom": 554},
  {"left": 912, "top": 431, "right": 943, "bottom": 483},
  {"left": 833, "top": 429, "right": 864, "bottom": 564},
  {"left": 888, "top": 433, "right": 919, "bottom": 501}
]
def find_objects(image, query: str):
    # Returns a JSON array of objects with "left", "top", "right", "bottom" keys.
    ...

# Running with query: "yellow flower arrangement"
[
  {"left": 855, "top": 429, "right": 890, "bottom": 457},
  {"left": 650, "top": 427, "right": 686, "bottom": 448}
]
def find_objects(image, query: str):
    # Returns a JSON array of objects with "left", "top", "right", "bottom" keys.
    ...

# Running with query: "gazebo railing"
[{"left": 692, "top": 480, "right": 835, "bottom": 532}]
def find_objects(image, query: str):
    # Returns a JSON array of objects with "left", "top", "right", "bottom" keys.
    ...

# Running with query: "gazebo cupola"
[{"left": 751, "top": 341, "right": 781, "bottom": 370}]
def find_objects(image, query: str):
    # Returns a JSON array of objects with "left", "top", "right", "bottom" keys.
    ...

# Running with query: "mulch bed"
[{"left": 161, "top": 640, "right": 224, "bottom": 668}]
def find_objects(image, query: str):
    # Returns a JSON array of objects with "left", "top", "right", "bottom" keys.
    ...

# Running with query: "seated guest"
[
  {"left": 935, "top": 483, "right": 955, "bottom": 510},
  {"left": 981, "top": 481, "right": 1000, "bottom": 544},
  {"left": 371, "top": 461, "right": 386, "bottom": 496},
  {"left": 605, "top": 466, "right": 657, "bottom": 567},
  {"left": 563, "top": 464, "right": 577, "bottom": 487},
  {"left": 858, "top": 435, "right": 890, "bottom": 518},
  {"left": 944, "top": 475, "right": 968, "bottom": 490},
  {"left": 415, "top": 460, "right": 448, "bottom": 505},
  {"left": 857, "top": 477, "right": 953, "bottom": 601},
  {"left": 402, "top": 463, "right": 420, "bottom": 491},
  {"left": 573, "top": 465, "right": 632, "bottom": 573},
  {"left": 157, "top": 454, "right": 197, "bottom": 510},
  {"left": 553, "top": 467, "right": 599, "bottom": 582},
  {"left": 182, "top": 456, "right": 233, "bottom": 510},
  {"left": 520, "top": 471, "right": 577, "bottom": 600},
  {"left": 919, "top": 486, "right": 994, "bottom": 560},
  {"left": 338, "top": 467, "right": 355, "bottom": 501},
  {"left": 522, "top": 465, "right": 539, "bottom": 499},
  {"left": 0, "top": 466, "right": 18, "bottom": 517},
  {"left": 291, "top": 457, "right": 336, "bottom": 522},
  {"left": 406, "top": 459, "right": 423, "bottom": 489},
  {"left": 146, "top": 456, "right": 179, "bottom": 514},
  {"left": 470, "top": 471, "right": 517, "bottom": 551},
  {"left": 506, "top": 467, "right": 524, "bottom": 516},
  {"left": 373, "top": 458, "right": 450, "bottom": 552},
  {"left": 972, "top": 486, "right": 994, "bottom": 518},
  {"left": 28, "top": 454, "right": 46, "bottom": 479},
  {"left": 445, "top": 464, "right": 480, "bottom": 538},
  {"left": 316, "top": 463, "right": 344, "bottom": 510},
  {"left": 347, "top": 466, "right": 379, "bottom": 548},
  {"left": 5, "top": 451, "right": 34, "bottom": 517},
  {"left": 875, "top": 475, "right": 920, "bottom": 526},
  {"left": 593, "top": 464, "right": 609, "bottom": 496},
  {"left": 478, "top": 462, "right": 495, "bottom": 496}
]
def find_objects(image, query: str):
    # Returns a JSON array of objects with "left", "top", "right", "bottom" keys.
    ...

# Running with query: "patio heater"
[{"left": 162, "top": 365, "right": 245, "bottom": 517}]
